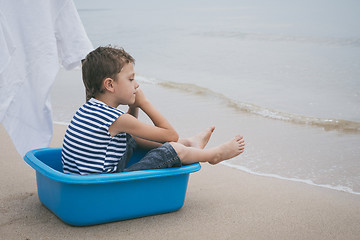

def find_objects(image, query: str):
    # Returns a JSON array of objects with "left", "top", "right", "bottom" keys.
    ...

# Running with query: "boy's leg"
[
  {"left": 132, "top": 136, "right": 162, "bottom": 149},
  {"left": 177, "top": 126, "right": 215, "bottom": 149},
  {"left": 121, "top": 127, "right": 244, "bottom": 171},
  {"left": 123, "top": 142, "right": 181, "bottom": 172},
  {"left": 170, "top": 135, "right": 245, "bottom": 165},
  {"left": 116, "top": 134, "right": 138, "bottom": 172},
  {"left": 133, "top": 126, "right": 215, "bottom": 150},
  {"left": 122, "top": 126, "right": 216, "bottom": 172}
]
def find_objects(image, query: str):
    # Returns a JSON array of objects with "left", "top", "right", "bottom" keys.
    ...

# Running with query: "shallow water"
[{"left": 74, "top": 0, "right": 360, "bottom": 121}]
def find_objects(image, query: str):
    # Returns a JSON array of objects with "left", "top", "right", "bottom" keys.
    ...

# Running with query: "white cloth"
[{"left": 0, "top": 0, "right": 93, "bottom": 156}]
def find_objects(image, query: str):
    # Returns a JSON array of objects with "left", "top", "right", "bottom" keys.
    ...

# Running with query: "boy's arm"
[
  {"left": 109, "top": 89, "right": 179, "bottom": 143},
  {"left": 127, "top": 105, "right": 139, "bottom": 119},
  {"left": 126, "top": 104, "right": 163, "bottom": 149}
]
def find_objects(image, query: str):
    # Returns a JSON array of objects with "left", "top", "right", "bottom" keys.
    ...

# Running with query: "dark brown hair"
[{"left": 81, "top": 46, "right": 135, "bottom": 101}]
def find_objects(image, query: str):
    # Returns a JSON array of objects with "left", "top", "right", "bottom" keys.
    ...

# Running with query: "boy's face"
[{"left": 113, "top": 63, "right": 138, "bottom": 105}]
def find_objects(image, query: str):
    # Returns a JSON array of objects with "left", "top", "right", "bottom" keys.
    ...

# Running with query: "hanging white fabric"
[{"left": 0, "top": 0, "right": 93, "bottom": 156}]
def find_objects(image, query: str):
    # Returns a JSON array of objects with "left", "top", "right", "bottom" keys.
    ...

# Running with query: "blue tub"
[{"left": 24, "top": 147, "right": 201, "bottom": 226}]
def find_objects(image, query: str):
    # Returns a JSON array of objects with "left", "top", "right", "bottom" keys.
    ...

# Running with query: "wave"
[{"left": 136, "top": 75, "right": 360, "bottom": 133}]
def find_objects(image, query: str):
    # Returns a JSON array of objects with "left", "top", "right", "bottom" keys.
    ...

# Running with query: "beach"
[
  {"left": 1, "top": 0, "right": 359, "bottom": 238},
  {"left": 1, "top": 124, "right": 360, "bottom": 239}
]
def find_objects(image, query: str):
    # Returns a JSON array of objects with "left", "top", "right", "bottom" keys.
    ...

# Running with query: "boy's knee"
[
  {"left": 169, "top": 142, "right": 184, "bottom": 159},
  {"left": 169, "top": 142, "right": 180, "bottom": 153}
]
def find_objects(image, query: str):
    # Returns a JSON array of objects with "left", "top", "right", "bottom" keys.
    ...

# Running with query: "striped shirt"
[{"left": 61, "top": 98, "right": 127, "bottom": 175}]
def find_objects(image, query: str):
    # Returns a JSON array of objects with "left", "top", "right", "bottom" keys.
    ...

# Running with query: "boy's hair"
[{"left": 82, "top": 46, "right": 135, "bottom": 101}]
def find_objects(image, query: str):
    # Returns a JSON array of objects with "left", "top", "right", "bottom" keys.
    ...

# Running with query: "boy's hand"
[{"left": 129, "top": 88, "right": 148, "bottom": 109}]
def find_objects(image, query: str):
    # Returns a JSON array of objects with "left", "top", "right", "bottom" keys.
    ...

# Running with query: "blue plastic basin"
[{"left": 24, "top": 147, "right": 201, "bottom": 226}]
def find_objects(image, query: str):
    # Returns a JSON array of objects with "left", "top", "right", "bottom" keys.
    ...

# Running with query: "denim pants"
[{"left": 116, "top": 134, "right": 182, "bottom": 172}]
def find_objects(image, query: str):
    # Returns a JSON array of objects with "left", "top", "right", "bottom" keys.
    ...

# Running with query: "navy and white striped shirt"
[{"left": 62, "top": 98, "right": 127, "bottom": 175}]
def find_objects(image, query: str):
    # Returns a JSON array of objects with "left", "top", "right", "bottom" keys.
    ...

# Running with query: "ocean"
[{"left": 52, "top": 0, "right": 360, "bottom": 194}]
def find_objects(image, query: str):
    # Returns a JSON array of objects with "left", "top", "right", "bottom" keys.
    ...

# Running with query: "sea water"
[{"left": 52, "top": 0, "right": 360, "bottom": 194}]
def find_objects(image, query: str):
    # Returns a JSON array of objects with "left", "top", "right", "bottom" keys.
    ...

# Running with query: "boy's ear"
[{"left": 103, "top": 78, "right": 114, "bottom": 92}]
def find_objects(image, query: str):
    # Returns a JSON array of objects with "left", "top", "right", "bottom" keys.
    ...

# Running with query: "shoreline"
[{"left": 1, "top": 123, "right": 360, "bottom": 239}]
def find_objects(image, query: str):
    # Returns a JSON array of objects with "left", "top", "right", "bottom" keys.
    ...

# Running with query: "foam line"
[{"left": 221, "top": 161, "right": 360, "bottom": 196}]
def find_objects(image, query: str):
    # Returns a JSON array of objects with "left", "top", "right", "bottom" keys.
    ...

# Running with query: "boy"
[{"left": 62, "top": 46, "right": 245, "bottom": 175}]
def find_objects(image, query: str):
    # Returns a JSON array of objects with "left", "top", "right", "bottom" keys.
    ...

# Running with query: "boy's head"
[{"left": 82, "top": 46, "right": 135, "bottom": 101}]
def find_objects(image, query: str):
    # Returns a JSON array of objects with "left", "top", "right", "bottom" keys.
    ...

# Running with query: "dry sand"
[{"left": 1, "top": 124, "right": 359, "bottom": 240}]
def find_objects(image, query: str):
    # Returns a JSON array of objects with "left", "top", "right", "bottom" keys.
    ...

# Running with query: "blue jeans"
[{"left": 116, "top": 134, "right": 182, "bottom": 172}]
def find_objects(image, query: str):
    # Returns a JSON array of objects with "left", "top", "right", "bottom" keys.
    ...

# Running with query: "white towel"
[{"left": 0, "top": 0, "right": 93, "bottom": 156}]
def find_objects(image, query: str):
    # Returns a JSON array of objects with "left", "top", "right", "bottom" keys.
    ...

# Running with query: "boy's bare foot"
[
  {"left": 209, "top": 135, "right": 245, "bottom": 165},
  {"left": 181, "top": 126, "right": 215, "bottom": 149}
]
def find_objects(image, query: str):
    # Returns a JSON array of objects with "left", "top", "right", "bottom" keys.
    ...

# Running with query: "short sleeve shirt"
[{"left": 62, "top": 98, "right": 127, "bottom": 175}]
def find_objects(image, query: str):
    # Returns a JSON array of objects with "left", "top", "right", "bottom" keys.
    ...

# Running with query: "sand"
[{"left": 1, "top": 123, "right": 359, "bottom": 240}]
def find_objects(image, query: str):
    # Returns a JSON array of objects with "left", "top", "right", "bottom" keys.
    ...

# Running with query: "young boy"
[{"left": 61, "top": 46, "right": 245, "bottom": 175}]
